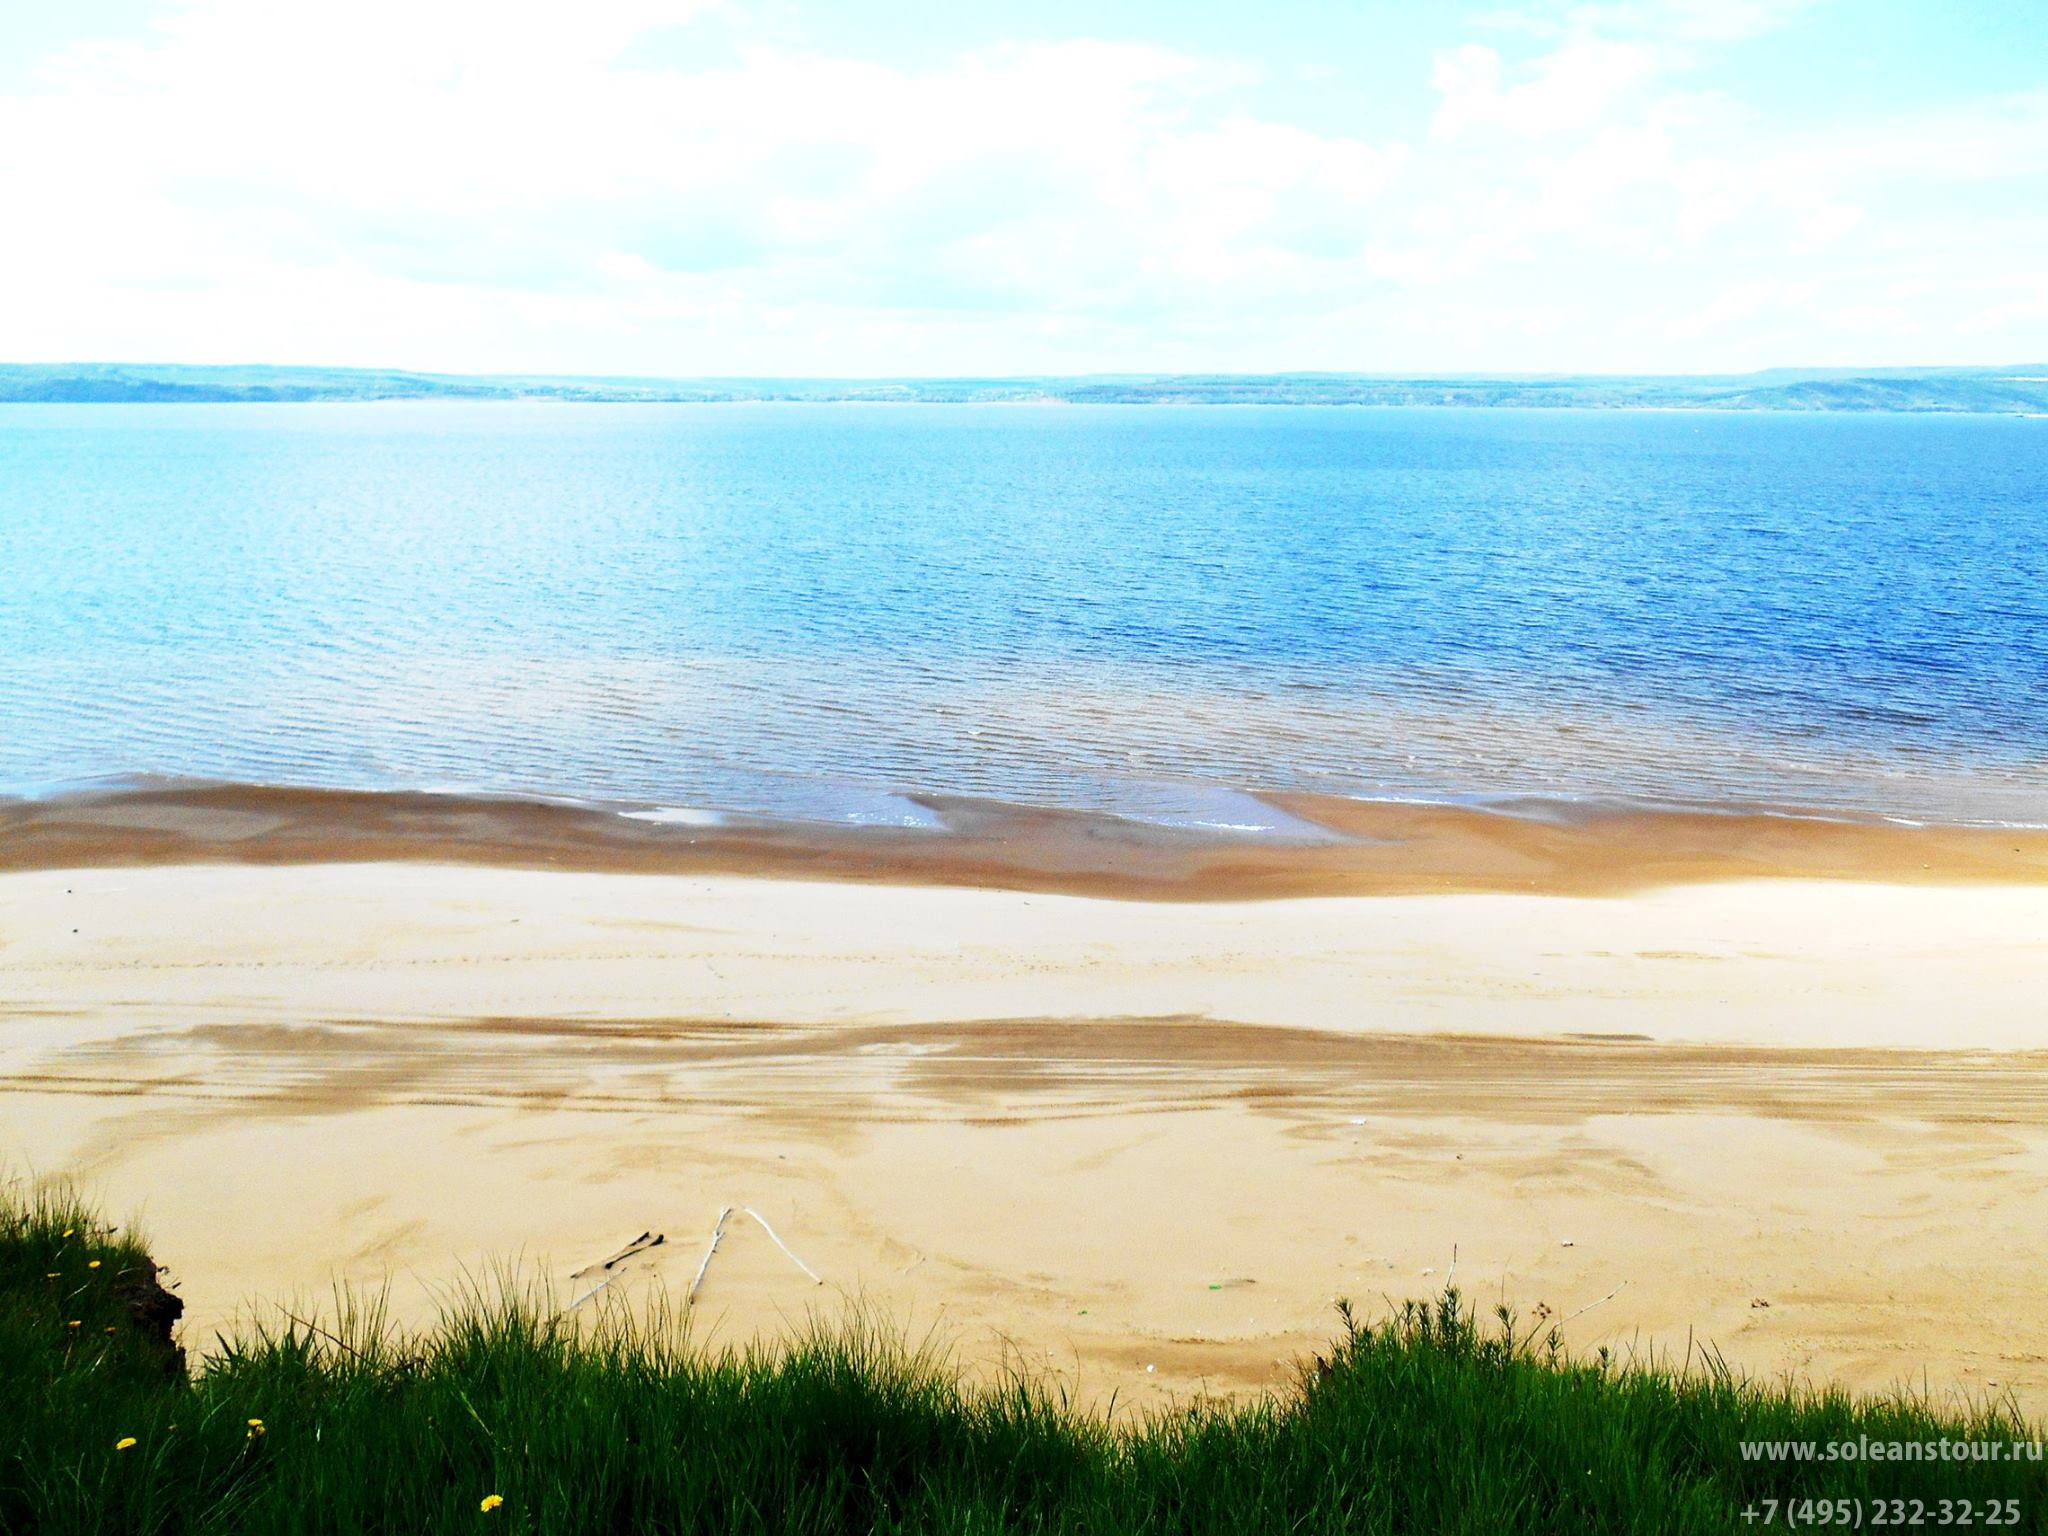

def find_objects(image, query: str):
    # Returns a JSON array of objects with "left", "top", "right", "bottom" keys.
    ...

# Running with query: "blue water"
[{"left": 3, "top": 402, "right": 2044, "bottom": 826}]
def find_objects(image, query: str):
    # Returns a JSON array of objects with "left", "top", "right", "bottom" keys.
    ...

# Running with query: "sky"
[{"left": 0, "top": 0, "right": 2043, "bottom": 376}]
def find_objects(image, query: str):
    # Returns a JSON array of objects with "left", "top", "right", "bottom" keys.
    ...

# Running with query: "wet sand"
[
  {"left": 7, "top": 780, "right": 2048, "bottom": 896},
  {"left": 5, "top": 841, "right": 2048, "bottom": 1411}
]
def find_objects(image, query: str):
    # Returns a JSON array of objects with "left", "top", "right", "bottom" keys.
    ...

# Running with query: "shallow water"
[{"left": 2, "top": 402, "right": 2044, "bottom": 825}]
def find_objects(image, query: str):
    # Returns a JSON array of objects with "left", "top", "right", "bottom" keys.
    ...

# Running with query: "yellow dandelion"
[
  {"left": 480, "top": 1494, "right": 505, "bottom": 1513},
  {"left": 88, "top": 1260, "right": 102, "bottom": 1270},
  {"left": 66, "top": 1320, "right": 81, "bottom": 1329},
  {"left": 246, "top": 1418, "right": 264, "bottom": 1429},
  {"left": 62, "top": 1228, "right": 75, "bottom": 1238},
  {"left": 45, "top": 1272, "right": 58, "bottom": 1279},
  {"left": 115, "top": 1437, "right": 138, "bottom": 1451}
]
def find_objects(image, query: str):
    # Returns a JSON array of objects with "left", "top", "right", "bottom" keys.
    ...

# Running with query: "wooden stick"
[
  {"left": 565, "top": 1231, "right": 668, "bottom": 1311},
  {"left": 564, "top": 1273, "right": 619, "bottom": 1312},
  {"left": 687, "top": 1206, "right": 734, "bottom": 1306},
  {"left": 742, "top": 1207, "right": 824, "bottom": 1285},
  {"left": 1562, "top": 1282, "right": 1627, "bottom": 1325}
]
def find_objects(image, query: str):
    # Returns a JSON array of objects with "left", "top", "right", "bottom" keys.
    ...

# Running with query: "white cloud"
[
  {"left": 0, "top": 0, "right": 2043, "bottom": 372},
  {"left": 1431, "top": 38, "right": 1663, "bottom": 140}
]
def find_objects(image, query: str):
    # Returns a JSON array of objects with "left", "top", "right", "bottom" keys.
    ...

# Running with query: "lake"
[{"left": 3, "top": 402, "right": 2043, "bottom": 827}]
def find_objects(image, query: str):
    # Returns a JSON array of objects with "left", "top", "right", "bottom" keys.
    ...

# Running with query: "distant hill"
[{"left": 2, "top": 362, "right": 2045, "bottom": 413}]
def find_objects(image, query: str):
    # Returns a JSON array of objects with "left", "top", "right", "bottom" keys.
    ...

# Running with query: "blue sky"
[{"left": 1, "top": 0, "right": 2043, "bottom": 374}]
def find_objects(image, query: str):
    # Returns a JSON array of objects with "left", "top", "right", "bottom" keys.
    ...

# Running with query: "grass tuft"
[{"left": 3, "top": 1185, "right": 2043, "bottom": 1532}]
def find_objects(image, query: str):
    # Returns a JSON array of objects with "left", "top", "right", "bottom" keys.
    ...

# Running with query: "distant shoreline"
[{"left": 6, "top": 363, "right": 2048, "bottom": 414}]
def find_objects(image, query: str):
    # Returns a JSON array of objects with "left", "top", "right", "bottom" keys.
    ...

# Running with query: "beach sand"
[{"left": 5, "top": 807, "right": 2048, "bottom": 1411}]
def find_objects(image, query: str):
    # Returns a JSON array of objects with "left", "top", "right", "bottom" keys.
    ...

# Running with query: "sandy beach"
[{"left": 5, "top": 794, "right": 2048, "bottom": 1412}]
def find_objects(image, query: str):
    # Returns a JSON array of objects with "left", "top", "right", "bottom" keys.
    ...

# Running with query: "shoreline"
[
  {"left": 6, "top": 779, "right": 2048, "bottom": 897},
  {"left": 9, "top": 368, "right": 2048, "bottom": 415}
]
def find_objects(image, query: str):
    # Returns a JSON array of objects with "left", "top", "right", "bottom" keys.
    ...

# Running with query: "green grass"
[{"left": 5, "top": 1185, "right": 2044, "bottom": 1533}]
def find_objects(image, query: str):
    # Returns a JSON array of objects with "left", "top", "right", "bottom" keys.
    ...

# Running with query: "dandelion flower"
[
  {"left": 245, "top": 1419, "right": 265, "bottom": 1438},
  {"left": 88, "top": 1260, "right": 102, "bottom": 1270},
  {"left": 480, "top": 1495, "right": 505, "bottom": 1513},
  {"left": 62, "top": 1228, "right": 75, "bottom": 1238},
  {"left": 115, "top": 1437, "right": 137, "bottom": 1451},
  {"left": 45, "top": 1272, "right": 58, "bottom": 1279},
  {"left": 66, "top": 1320, "right": 81, "bottom": 1329}
]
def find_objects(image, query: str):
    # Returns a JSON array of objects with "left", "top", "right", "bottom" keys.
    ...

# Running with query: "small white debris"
[{"left": 1560, "top": 1238, "right": 1575, "bottom": 1248}]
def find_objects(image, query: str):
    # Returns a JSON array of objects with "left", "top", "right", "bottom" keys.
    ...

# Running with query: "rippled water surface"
[{"left": 3, "top": 403, "right": 2044, "bottom": 825}]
